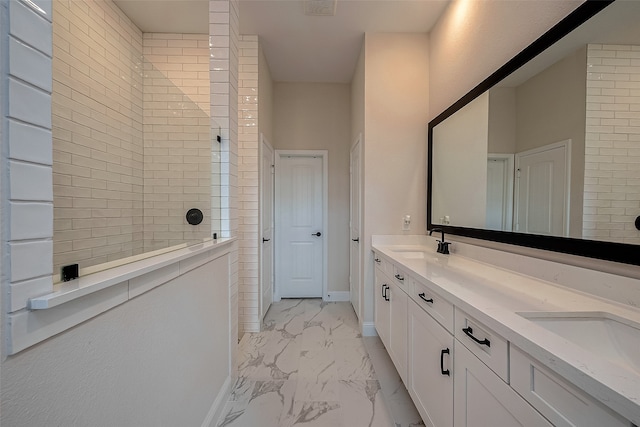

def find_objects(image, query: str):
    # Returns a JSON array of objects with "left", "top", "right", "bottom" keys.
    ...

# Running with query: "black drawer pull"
[
  {"left": 374, "top": 258, "right": 381, "bottom": 264},
  {"left": 418, "top": 293, "right": 433, "bottom": 304},
  {"left": 462, "top": 326, "right": 491, "bottom": 347},
  {"left": 440, "top": 348, "right": 450, "bottom": 376},
  {"left": 394, "top": 274, "right": 404, "bottom": 281}
]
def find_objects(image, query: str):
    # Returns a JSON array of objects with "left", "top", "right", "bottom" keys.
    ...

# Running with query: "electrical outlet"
[{"left": 402, "top": 214, "right": 411, "bottom": 231}]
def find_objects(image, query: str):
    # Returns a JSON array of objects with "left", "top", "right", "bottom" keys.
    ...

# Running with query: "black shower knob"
[{"left": 186, "top": 208, "right": 204, "bottom": 225}]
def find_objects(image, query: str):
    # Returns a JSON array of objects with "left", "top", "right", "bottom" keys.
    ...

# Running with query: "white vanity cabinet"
[
  {"left": 408, "top": 298, "right": 454, "bottom": 427},
  {"left": 374, "top": 254, "right": 408, "bottom": 383},
  {"left": 372, "top": 247, "right": 635, "bottom": 427}
]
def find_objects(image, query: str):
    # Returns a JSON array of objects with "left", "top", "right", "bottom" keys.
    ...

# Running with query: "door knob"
[
  {"left": 312, "top": 232, "right": 322, "bottom": 237},
  {"left": 352, "top": 238, "right": 359, "bottom": 242},
  {"left": 262, "top": 238, "right": 270, "bottom": 243}
]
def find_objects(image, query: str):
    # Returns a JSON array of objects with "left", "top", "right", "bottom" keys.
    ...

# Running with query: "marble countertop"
[{"left": 372, "top": 237, "right": 640, "bottom": 424}]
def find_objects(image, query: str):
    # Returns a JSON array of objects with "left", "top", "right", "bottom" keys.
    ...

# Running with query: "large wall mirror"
[{"left": 428, "top": 0, "right": 640, "bottom": 266}]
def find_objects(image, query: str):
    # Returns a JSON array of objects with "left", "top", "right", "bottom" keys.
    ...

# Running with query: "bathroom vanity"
[{"left": 372, "top": 235, "right": 640, "bottom": 427}]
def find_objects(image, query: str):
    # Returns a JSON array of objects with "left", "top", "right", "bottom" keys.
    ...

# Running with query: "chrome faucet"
[{"left": 429, "top": 228, "right": 450, "bottom": 254}]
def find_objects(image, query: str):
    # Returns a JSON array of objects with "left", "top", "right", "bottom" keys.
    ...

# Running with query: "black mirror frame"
[{"left": 427, "top": 0, "right": 640, "bottom": 266}]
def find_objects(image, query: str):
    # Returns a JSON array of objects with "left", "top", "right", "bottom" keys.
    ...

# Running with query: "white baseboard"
[
  {"left": 325, "top": 291, "right": 350, "bottom": 302},
  {"left": 202, "top": 375, "right": 232, "bottom": 427},
  {"left": 362, "top": 322, "right": 377, "bottom": 336}
]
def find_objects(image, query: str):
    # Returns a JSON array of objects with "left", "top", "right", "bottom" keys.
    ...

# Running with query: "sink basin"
[
  {"left": 389, "top": 246, "right": 429, "bottom": 259},
  {"left": 518, "top": 311, "right": 640, "bottom": 374}
]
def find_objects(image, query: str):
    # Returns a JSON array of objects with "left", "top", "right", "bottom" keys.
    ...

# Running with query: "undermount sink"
[
  {"left": 518, "top": 311, "right": 640, "bottom": 374},
  {"left": 389, "top": 247, "right": 429, "bottom": 259}
]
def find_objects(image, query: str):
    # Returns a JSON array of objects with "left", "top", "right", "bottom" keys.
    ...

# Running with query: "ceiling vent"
[{"left": 304, "top": 0, "right": 337, "bottom": 16}]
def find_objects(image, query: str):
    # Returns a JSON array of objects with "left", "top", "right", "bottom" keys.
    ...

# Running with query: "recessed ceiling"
[{"left": 114, "top": 0, "right": 450, "bottom": 83}]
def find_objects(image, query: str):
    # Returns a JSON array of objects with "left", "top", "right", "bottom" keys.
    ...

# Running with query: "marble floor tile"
[{"left": 218, "top": 299, "right": 423, "bottom": 427}]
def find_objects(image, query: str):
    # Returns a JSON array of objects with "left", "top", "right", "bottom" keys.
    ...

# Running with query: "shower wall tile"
[
  {"left": 584, "top": 44, "right": 640, "bottom": 245},
  {"left": 3, "top": 0, "right": 55, "bottom": 313},
  {"left": 237, "top": 35, "right": 260, "bottom": 334},
  {"left": 51, "top": 0, "right": 145, "bottom": 273},
  {"left": 210, "top": 0, "right": 240, "bottom": 367},
  {"left": 142, "top": 33, "right": 211, "bottom": 252}
]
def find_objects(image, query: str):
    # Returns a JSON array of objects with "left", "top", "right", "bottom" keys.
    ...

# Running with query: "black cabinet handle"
[
  {"left": 374, "top": 258, "right": 381, "bottom": 264},
  {"left": 394, "top": 274, "right": 404, "bottom": 281},
  {"left": 418, "top": 293, "right": 434, "bottom": 304},
  {"left": 312, "top": 232, "right": 322, "bottom": 237},
  {"left": 262, "top": 238, "right": 270, "bottom": 243},
  {"left": 440, "top": 348, "right": 450, "bottom": 376},
  {"left": 352, "top": 238, "right": 359, "bottom": 242},
  {"left": 382, "top": 284, "right": 389, "bottom": 301},
  {"left": 462, "top": 326, "right": 491, "bottom": 347}
]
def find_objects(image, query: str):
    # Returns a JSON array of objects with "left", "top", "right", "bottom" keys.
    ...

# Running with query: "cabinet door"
[
  {"left": 389, "top": 282, "right": 408, "bottom": 384},
  {"left": 374, "top": 270, "right": 390, "bottom": 347},
  {"left": 408, "top": 300, "right": 454, "bottom": 427},
  {"left": 454, "top": 342, "right": 552, "bottom": 427},
  {"left": 510, "top": 346, "right": 631, "bottom": 427}
]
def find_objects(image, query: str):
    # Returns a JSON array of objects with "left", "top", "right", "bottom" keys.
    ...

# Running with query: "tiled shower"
[{"left": 51, "top": 0, "right": 219, "bottom": 275}]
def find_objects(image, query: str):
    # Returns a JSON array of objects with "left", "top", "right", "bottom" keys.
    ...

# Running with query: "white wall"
[
  {"left": 429, "top": 0, "right": 583, "bottom": 119},
  {"left": 273, "top": 82, "right": 351, "bottom": 293},
  {"left": 1, "top": 256, "right": 231, "bottom": 426},
  {"left": 361, "top": 33, "right": 429, "bottom": 325}
]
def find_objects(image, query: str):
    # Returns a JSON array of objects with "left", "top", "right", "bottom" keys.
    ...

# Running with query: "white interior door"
[
  {"left": 350, "top": 137, "right": 362, "bottom": 320},
  {"left": 259, "top": 135, "right": 274, "bottom": 320},
  {"left": 515, "top": 140, "right": 570, "bottom": 236},
  {"left": 486, "top": 154, "right": 514, "bottom": 232},
  {"left": 275, "top": 152, "right": 326, "bottom": 298}
]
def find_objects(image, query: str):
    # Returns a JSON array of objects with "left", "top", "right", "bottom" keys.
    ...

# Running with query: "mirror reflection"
[
  {"left": 431, "top": 0, "right": 640, "bottom": 246},
  {"left": 51, "top": 0, "right": 219, "bottom": 277}
]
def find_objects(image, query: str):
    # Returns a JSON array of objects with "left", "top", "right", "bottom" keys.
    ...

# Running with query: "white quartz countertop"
[{"left": 372, "top": 237, "right": 640, "bottom": 424}]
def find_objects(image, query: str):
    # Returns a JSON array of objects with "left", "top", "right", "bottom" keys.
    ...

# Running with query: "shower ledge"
[{"left": 29, "top": 237, "right": 236, "bottom": 310}]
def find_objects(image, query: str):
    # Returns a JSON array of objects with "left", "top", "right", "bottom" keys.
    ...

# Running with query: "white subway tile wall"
[
  {"left": 52, "top": 0, "right": 145, "bottom": 271},
  {"left": 4, "top": 0, "right": 55, "bottom": 313},
  {"left": 584, "top": 44, "right": 640, "bottom": 244},
  {"left": 210, "top": 0, "right": 240, "bottom": 351},
  {"left": 142, "top": 33, "right": 211, "bottom": 252},
  {"left": 238, "top": 35, "right": 260, "bottom": 334},
  {"left": 52, "top": 0, "right": 214, "bottom": 272}
]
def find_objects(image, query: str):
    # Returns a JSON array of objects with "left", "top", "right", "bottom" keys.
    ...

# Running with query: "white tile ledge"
[{"left": 29, "top": 237, "right": 236, "bottom": 310}]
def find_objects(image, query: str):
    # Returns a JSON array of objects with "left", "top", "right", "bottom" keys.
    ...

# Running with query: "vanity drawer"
[
  {"left": 510, "top": 346, "right": 630, "bottom": 427},
  {"left": 373, "top": 252, "right": 394, "bottom": 277},
  {"left": 455, "top": 308, "right": 509, "bottom": 382},
  {"left": 392, "top": 265, "right": 410, "bottom": 292},
  {"left": 411, "top": 279, "right": 454, "bottom": 334}
]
